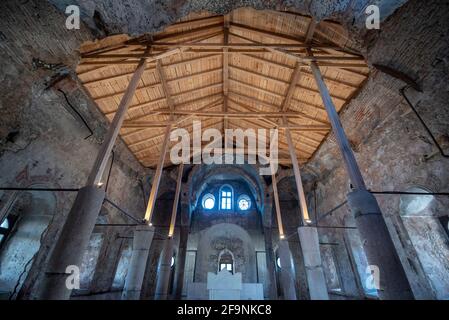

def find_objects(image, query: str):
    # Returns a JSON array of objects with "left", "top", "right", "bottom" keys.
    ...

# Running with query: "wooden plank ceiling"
[{"left": 76, "top": 8, "right": 369, "bottom": 168}]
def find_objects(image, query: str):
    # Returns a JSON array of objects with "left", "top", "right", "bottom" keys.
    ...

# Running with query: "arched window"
[
  {"left": 218, "top": 249, "right": 234, "bottom": 273},
  {"left": 219, "top": 185, "right": 233, "bottom": 210},
  {"left": 202, "top": 193, "right": 215, "bottom": 210},
  {"left": 238, "top": 195, "right": 251, "bottom": 210}
]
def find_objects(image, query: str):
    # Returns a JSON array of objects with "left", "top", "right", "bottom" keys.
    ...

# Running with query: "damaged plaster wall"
[
  {"left": 47, "top": 0, "right": 408, "bottom": 46},
  {"left": 303, "top": 0, "right": 449, "bottom": 300},
  {"left": 0, "top": 0, "right": 154, "bottom": 299}
]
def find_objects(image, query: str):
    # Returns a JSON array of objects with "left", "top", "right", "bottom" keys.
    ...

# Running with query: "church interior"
[{"left": 0, "top": 0, "right": 448, "bottom": 301}]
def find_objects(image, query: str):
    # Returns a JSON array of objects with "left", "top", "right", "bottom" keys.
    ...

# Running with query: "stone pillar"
[
  {"left": 89, "top": 228, "right": 123, "bottom": 294},
  {"left": 297, "top": 226, "right": 329, "bottom": 300},
  {"left": 277, "top": 239, "right": 297, "bottom": 300},
  {"left": 310, "top": 62, "right": 412, "bottom": 299},
  {"left": 38, "top": 54, "right": 149, "bottom": 299},
  {"left": 173, "top": 226, "right": 188, "bottom": 299},
  {"left": 348, "top": 189, "right": 413, "bottom": 299},
  {"left": 39, "top": 186, "right": 105, "bottom": 300},
  {"left": 263, "top": 226, "right": 278, "bottom": 300},
  {"left": 122, "top": 225, "right": 155, "bottom": 300},
  {"left": 155, "top": 237, "right": 175, "bottom": 300}
]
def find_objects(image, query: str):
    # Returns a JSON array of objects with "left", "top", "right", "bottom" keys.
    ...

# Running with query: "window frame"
[
  {"left": 237, "top": 194, "right": 251, "bottom": 211},
  {"left": 201, "top": 193, "right": 216, "bottom": 210},
  {"left": 219, "top": 185, "right": 233, "bottom": 211}
]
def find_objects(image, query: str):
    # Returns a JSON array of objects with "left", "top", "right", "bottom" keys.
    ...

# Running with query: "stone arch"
[
  {"left": 0, "top": 184, "right": 57, "bottom": 299},
  {"left": 217, "top": 248, "right": 235, "bottom": 273},
  {"left": 399, "top": 185, "right": 449, "bottom": 299},
  {"left": 183, "top": 163, "right": 268, "bottom": 224},
  {"left": 195, "top": 223, "right": 257, "bottom": 283}
]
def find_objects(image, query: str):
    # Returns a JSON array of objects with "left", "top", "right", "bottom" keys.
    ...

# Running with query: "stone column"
[
  {"left": 310, "top": 62, "right": 412, "bottom": 299},
  {"left": 277, "top": 239, "right": 297, "bottom": 300},
  {"left": 122, "top": 225, "right": 155, "bottom": 300},
  {"left": 38, "top": 53, "right": 149, "bottom": 299},
  {"left": 348, "top": 189, "right": 412, "bottom": 299},
  {"left": 89, "top": 227, "right": 123, "bottom": 294},
  {"left": 173, "top": 225, "right": 189, "bottom": 299},
  {"left": 297, "top": 226, "right": 329, "bottom": 300},
  {"left": 39, "top": 186, "right": 105, "bottom": 300},
  {"left": 154, "top": 237, "right": 175, "bottom": 300}
]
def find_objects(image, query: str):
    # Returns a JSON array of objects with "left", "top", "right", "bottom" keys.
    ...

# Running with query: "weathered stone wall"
[
  {"left": 303, "top": 0, "right": 449, "bottom": 300},
  {"left": 1, "top": 0, "right": 448, "bottom": 301},
  {"left": 0, "top": 0, "right": 152, "bottom": 299}
]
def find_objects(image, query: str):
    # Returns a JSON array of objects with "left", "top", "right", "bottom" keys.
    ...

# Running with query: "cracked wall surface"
[{"left": 0, "top": 0, "right": 448, "bottom": 300}]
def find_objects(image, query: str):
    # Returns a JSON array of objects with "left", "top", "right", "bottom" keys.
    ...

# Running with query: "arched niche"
[
  {"left": 194, "top": 223, "right": 256, "bottom": 283},
  {"left": 0, "top": 186, "right": 57, "bottom": 298},
  {"left": 399, "top": 186, "right": 449, "bottom": 299},
  {"left": 185, "top": 164, "right": 267, "bottom": 222},
  {"left": 217, "top": 249, "right": 235, "bottom": 274}
]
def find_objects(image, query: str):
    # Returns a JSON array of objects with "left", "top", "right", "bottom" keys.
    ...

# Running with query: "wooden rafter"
[{"left": 76, "top": 9, "right": 370, "bottom": 168}]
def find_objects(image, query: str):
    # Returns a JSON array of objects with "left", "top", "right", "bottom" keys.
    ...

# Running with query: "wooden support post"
[
  {"left": 168, "top": 163, "right": 184, "bottom": 237},
  {"left": 155, "top": 163, "right": 183, "bottom": 299},
  {"left": 86, "top": 48, "right": 150, "bottom": 186},
  {"left": 283, "top": 117, "right": 310, "bottom": 224},
  {"left": 309, "top": 62, "right": 366, "bottom": 190},
  {"left": 271, "top": 172, "right": 285, "bottom": 239},
  {"left": 156, "top": 60, "right": 175, "bottom": 121},
  {"left": 310, "top": 59, "right": 412, "bottom": 299},
  {"left": 39, "top": 50, "right": 149, "bottom": 299},
  {"left": 144, "top": 124, "right": 173, "bottom": 223}
]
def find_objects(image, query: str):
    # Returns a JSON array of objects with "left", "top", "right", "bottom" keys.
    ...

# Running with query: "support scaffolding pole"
[
  {"left": 155, "top": 163, "right": 184, "bottom": 300},
  {"left": 39, "top": 49, "right": 150, "bottom": 300},
  {"left": 310, "top": 61, "right": 412, "bottom": 299},
  {"left": 144, "top": 124, "right": 173, "bottom": 224}
]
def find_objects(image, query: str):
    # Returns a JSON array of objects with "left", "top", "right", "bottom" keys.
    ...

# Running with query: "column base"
[
  {"left": 348, "top": 189, "right": 413, "bottom": 300},
  {"left": 155, "top": 237, "right": 175, "bottom": 300},
  {"left": 277, "top": 239, "right": 297, "bottom": 300},
  {"left": 122, "top": 225, "right": 155, "bottom": 300},
  {"left": 297, "top": 226, "right": 329, "bottom": 300},
  {"left": 39, "top": 185, "right": 105, "bottom": 300}
]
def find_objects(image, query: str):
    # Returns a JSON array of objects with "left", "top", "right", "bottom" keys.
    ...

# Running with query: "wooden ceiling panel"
[{"left": 76, "top": 8, "right": 370, "bottom": 168}]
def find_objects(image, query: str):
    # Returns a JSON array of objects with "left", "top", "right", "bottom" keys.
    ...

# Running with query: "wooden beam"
[
  {"left": 144, "top": 124, "right": 173, "bottom": 223},
  {"left": 122, "top": 99, "right": 223, "bottom": 138},
  {"left": 133, "top": 119, "right": 223, "bottom": 155},
  {"left": 168, "top": 163, "right": 184, "bottom": 237},
  {"left": 271, "top": 171, "right": 285, "bottom": 238},
  {"left": 152, "top": 23, "right": 223, "bottom": 43},
  {"left": 80, "top": 54, "right": 221, "bottom": 86},
  {"left": 86, "top": 47, "right": 150, "bottom": 186},
  {"left": 229, "top": 78, "right": 284, "bottom": 99},
  {"left": 228, "top": 91, "right": 330, "bottom": 125},
  {"left": 84, "top": 49, "right": 363, "bottom": 61},
  {"left": 104, "top": 84, "right": 222, "bottom": 117},
  {"left": 283, "top": 117, "right": 310, "bottom": 224},
  {"left": 223, "top": 14, "right": 230, "bottom": 133},
  {"left": 165, "top": 15, "right": 223, "bottom": 30},
  {"left": 280, "top": 18, "right": 317, "bottom": 119},
  {"left": 229, "top": 62, "right": 358, "bottom": 92},
  {"left": 156, "top": 60, "right": 175, "bottom": 120},
  {"left": 310, "top": 61, "right": 366, "bottom": 190},
  {"left": 281, "top": 62, "right": 303, "bottom": 112},
  {"left": 155, "top": 109, "right": 325, "bottom": 119}
]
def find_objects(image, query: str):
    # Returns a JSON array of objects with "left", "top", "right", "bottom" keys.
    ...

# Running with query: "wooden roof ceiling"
[{"left": 76, "top": 8, "right": 369, "bottom": 168}]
